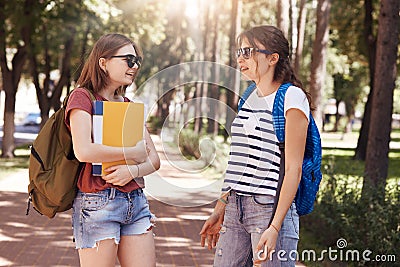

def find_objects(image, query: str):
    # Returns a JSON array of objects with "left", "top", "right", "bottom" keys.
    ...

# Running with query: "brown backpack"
[{"left": 27, "top": 89, "right": 94, "bottom": 218}]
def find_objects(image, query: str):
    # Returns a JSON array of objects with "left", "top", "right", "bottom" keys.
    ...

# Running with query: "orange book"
[{"left": 92, "top": 101, "right": 145, "bottom": 176}]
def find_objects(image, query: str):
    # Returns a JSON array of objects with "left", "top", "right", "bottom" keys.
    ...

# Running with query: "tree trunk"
[
  {"left": 363, "top": 0, "right": 399, "bottom": 197},
  {"left": 74, "top": 24, "right": 90, "bottom": 83},
  {"left": 29, "top": 24, "right": 50, "bottom": 128},
  {"left": 194, "top": 3, "right": 210, "bottom": 134},
  {"left": 225, "top": 0, "right": 241, "bottom": 139},
  {"left": 333, "top": 101, "right": 340, "bottom": 132},
  {"left": 2, "top": 85, "right": 17, "bottom": 158},
  {"left": 354, "top": 0, "right": 377, "bottom": 160},
  {"left": 207, "top": 2, "right": 220, "bottom": 136},
  {"left": 50, "top": 27, "right": 76, "bottom": 112},
  {"left": 277, "top": 0, "right": 290, "bottom": 38},
  {"left": 289, "top": 0, "right": 296, "bottom": 62},
  {"left": 1, "top": 58, "right": 25, "bottom": 158},
  {"left": 160, "top": 89, "right": 173, "bottom": 128},
  {"left": 0, "top": 0, "right": 31, "bottom": 157},
  {"left": 294, "top": 0, "right": 307, "bottom": 76},
  {"left": 309, "top": 0, "right": 331, "bottom": 127},
  {"left": 193, "top": 82, "right": 203, "bottom": 133}
]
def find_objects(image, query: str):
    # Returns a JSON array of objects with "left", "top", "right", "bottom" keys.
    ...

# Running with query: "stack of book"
[{"left": 92, "top": 101, "right": 145, "bottom": 176}]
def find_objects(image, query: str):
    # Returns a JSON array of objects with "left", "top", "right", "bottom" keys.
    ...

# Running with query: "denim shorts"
[
  {"left": 72, "top": 188, "right": 154, "bottom": 249},
  {"left": 214, "top": 190, "right": 299, "bottom": 267}
]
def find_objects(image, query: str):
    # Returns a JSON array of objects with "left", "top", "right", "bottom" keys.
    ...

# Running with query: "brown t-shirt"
[{"left": 65, "top": 88, "right": 141, "bottom": 193}]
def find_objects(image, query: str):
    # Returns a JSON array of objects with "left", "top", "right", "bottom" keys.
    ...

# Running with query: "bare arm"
[
  {"left": 269, "top": 108, "right": 307, "bottom": 229},
  {"left": 199, "top": 191, "right": 229, "bottom": 249},
  {"left": 70, "top": 109, "right": 147, "bottom": 163},
  {"left": 101, "top": 128, "right": 161, "bottom": 186},
  {"left": 134, "top": 128, "right": 161, "bottom": 176},
  {"left": 254, "top": 108, "right": 308, "bottom": 262}
]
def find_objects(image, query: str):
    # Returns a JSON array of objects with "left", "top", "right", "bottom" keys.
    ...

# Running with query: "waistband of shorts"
[
  {"left": 229, "top": 189, "right": 253, "bottom": 196},
  {"left": 229, "top": 189, "right": 273, "bottom": 197},
  {"left": 77, "top": 187, "right": 143, "bottom": 197},
  {"left": 105, "top": 187, "right": 143, "bottom": 196}
]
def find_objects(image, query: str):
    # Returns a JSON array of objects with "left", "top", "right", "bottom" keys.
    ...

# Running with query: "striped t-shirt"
[{"left": 222, "top": 85, "right": 310, "bottom": 196}]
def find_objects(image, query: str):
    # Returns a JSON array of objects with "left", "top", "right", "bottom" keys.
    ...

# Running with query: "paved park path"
[
  {"left": 0, "top": 134, "right": 222, "bottom": 266},
  {"left": 0, "top": 133, "right": 309, "bottom": 266}
]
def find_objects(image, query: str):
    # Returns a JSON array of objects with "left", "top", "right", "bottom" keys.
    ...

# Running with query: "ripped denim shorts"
[{"left": 72, "top": 187, "right": 154, "bottom": 249}]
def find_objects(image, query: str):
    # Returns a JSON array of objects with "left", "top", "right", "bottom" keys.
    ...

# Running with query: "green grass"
[
  {"left": 322, "top": 147, "right": 400, "bottom": 189},
  {"left": 390, "top": 128, "right": 400, "bottom": 144},
  {"left": 0, "top": 145, "right": 30, "bottom": 180}
]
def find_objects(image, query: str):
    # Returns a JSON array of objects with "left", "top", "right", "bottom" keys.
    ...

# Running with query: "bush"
[
  {"left": 147, "top": 116, "right": 164, "bottom": 134},
  {"left": 178, "top": 128, "right": 201, "bottom": 159},
  {"left": 177, "top": 128, "right": 229, "bottom": 173},
  {"left": 301, "top": 171, "right": 400, "bottom": 266}
]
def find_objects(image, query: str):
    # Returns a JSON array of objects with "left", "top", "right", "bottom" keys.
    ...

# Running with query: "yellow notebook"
[{"left": 92, "top": 101, "right": 145, "bottom": 176}]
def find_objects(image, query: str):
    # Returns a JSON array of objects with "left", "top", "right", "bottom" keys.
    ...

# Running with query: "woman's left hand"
[
  {"left": 102, "top": 165, "right": 136, "bottom": 186},
  {"left": 253, "top": 226, "right": 279, "bottom": 265}
]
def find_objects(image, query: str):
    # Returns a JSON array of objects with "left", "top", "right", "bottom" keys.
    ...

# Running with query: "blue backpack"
[{"left": 238, "top": 82, "right": 322, "bottom": 216}]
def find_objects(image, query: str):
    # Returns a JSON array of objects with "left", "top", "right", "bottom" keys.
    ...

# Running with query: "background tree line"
[{"left": 0, "top": 0, "right": 399, "bottom": 204}]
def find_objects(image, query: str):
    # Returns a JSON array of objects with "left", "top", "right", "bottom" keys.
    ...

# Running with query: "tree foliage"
[{"left": 0, "top": 0, "right": 399, "bottom": 183}]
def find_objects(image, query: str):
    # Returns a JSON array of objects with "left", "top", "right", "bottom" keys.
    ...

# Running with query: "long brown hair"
[
  {"left": 76, "top": 33, "right": 143, "bottom": 94},
  {"left": 237, "top": 25, "right": 312, "bottom": 109}
]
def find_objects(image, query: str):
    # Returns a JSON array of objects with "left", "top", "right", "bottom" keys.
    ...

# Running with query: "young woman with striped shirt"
[{"left": 200, "top": 25, "right": 311, "bottom": 267}]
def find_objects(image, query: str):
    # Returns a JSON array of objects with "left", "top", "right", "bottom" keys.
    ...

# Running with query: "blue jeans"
[{"left": 214, "top": 190, "right": 299, "bottom": 267}]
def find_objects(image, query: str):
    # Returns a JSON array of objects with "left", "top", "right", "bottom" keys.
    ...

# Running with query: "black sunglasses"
[
  {"left": 111, "top": 54, "right": 142, "bottom": 68},
  {"left": 236, "top": 47, "right": 273, "bottom": 59}
]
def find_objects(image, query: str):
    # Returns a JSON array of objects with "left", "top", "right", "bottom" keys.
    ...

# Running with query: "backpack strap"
[
  {"left": 85, "top": 89, "right": 96, "bottom": 103},
  {"left": 272, "top": 82, "right": 292, "bottom": 142},
  {"left": 62, "top": 88, "right": 96, "bottom": 108},
  {"left": 268, "top": 82, "right": 292, "bottom": 227},
  {"left": 62, "top": 88, "right": 96, "bottom": 167},
  {"left": 237, "top": 82, "right": 256, "bottom": 111}
]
